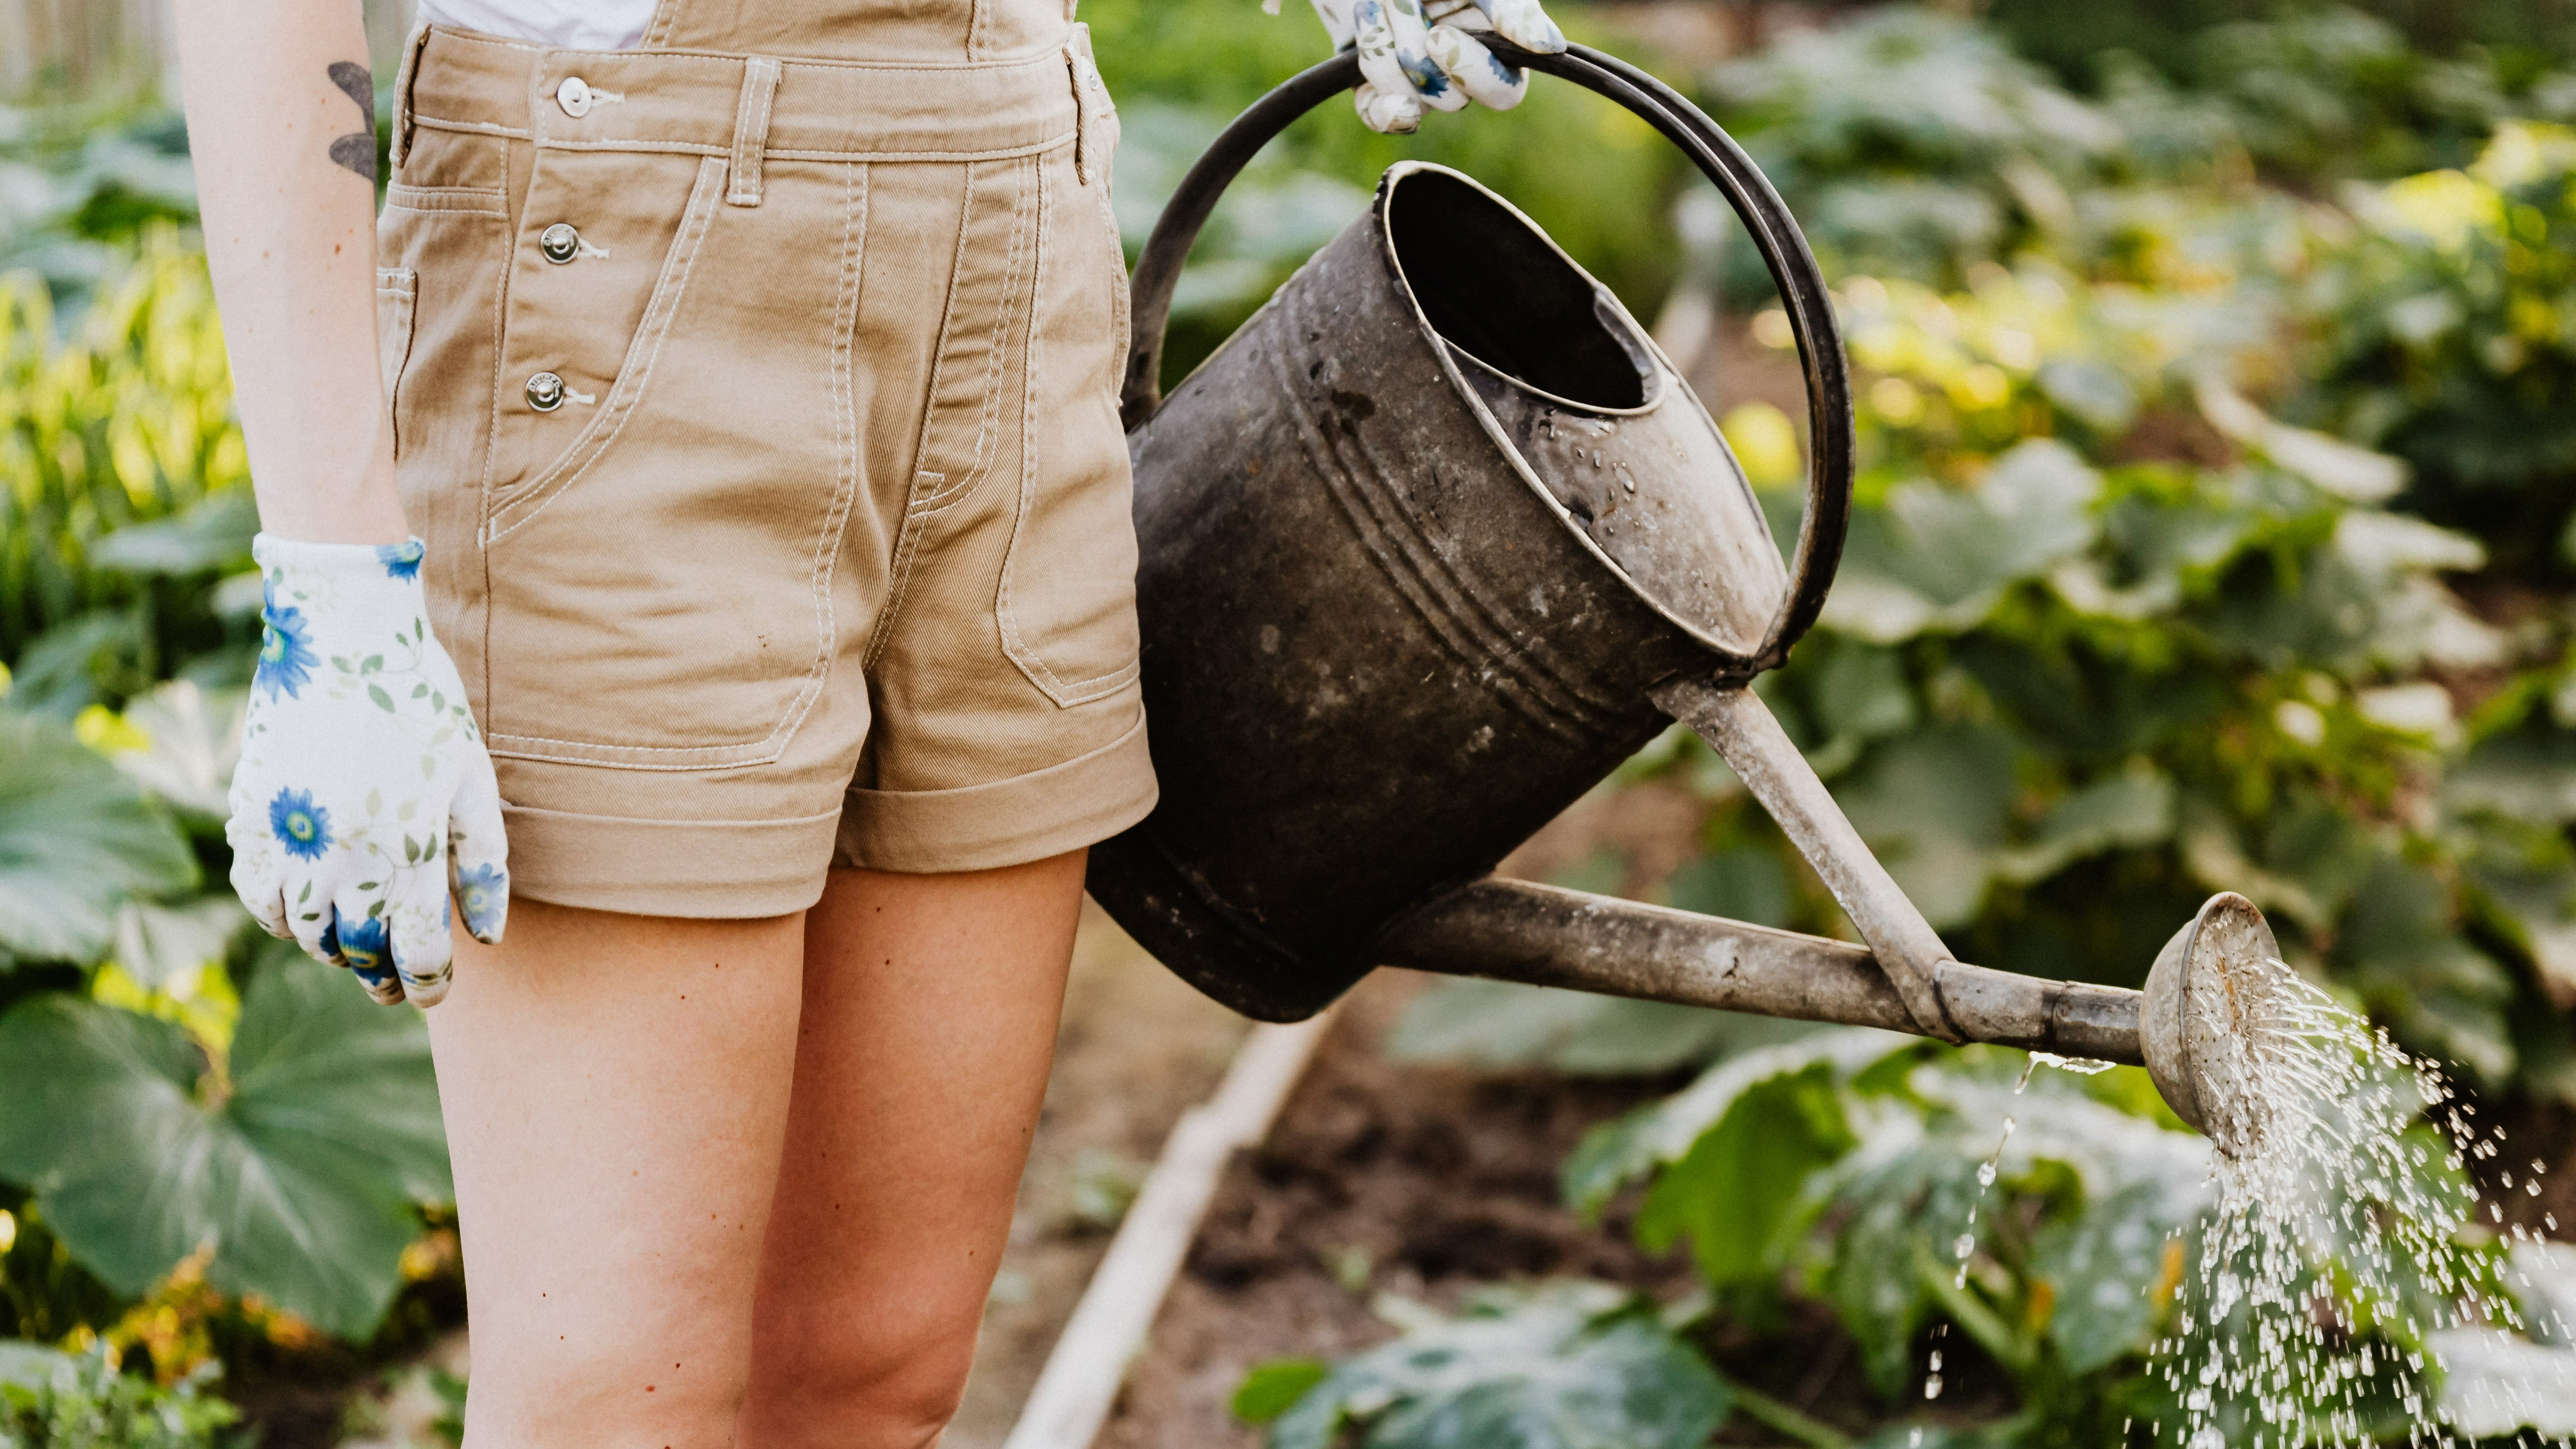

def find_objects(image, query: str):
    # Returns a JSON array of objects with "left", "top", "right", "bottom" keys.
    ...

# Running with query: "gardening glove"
[
  {"left": 224, "top": 534, "right": 508, "bottom": 1007},
  {"left": 1303, "top": 0, "right": 1564, "bottom": 134}
]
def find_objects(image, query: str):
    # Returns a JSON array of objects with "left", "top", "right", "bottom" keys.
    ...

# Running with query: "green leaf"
[
  {"left": 2449, "top": 720, "right": 2576, "bottom": 825},
  {"left": 105, "top": 681, "right": 245, "bottom": 819},
  {"left": 111, "top": 895, "right": 249, "bottom": 991},
  {"left": 2028, "top": 1180, "right": 2185, "bottom": 1374},
  {"left": 0, "top": 945, "right": 450, "bottom": 1337},
  {"left": 1633, "top": 1063, "right": 1853, "bottom": 1288},
  {"left": 1664, "top": 847, "right": 1792, "bottom": 928},
  {"left": 1993, "top": 768, "right": 2175, "bottom": 885},
  {"left": 368, "top": 684, "right": 394, "bottom": 712},
  {"left": 84, "top": 488, "right": 259, "bottom": 576},
  {"left": 1561, "top": 1030, "right": 1909, "bottom": 1220},
  {"left": 1833, "top": 723, "right": 2019, "bottom": 928},
  {"left": 0, "top": 710, "right": 198, "bottom": 964},
  {"left": 1818, "top": 439, "right": 2101, "bottom": 642},
  {"left": 1232, "top": 1358, "right": 1330, "bottom": 1423},
  {"left": 1267, "top": 1282, "right": 1731, "bottom": 1449}
]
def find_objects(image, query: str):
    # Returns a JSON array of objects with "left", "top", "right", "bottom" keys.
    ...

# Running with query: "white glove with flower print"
[
  {"left": 1304, "top": 0, "right": 1565, "bottom": 134},
  {"left": 225, "top": 534, "right": 508, "bottom": 1007}
]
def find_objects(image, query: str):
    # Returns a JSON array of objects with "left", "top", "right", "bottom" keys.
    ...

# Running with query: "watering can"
[{"left": 1084, "top": 44, "right": 2273, "bottom": 1152}]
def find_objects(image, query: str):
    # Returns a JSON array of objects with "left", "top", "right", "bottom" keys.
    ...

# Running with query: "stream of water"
[
  {"left": 2145, "top": 961, "right": 2569, "bottom": 1447},
  {"left": 1916, "top": 958, "right": 2575, "bottom": 1445}
]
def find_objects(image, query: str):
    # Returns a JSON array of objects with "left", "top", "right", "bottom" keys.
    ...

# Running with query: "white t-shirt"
[{"left": 415, "top": 0, "right": 655, "bottom": 49}]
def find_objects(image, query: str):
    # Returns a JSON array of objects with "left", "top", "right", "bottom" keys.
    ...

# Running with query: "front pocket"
[
  {"left": 998, "top": 148, "right": 1142, "bottom": 708},
  {"left": 479, "top": 156, "right": 866, "bottom": 768},
  {"left": 374, "top": 268, "right": 418, "bottom": 456},
  {"left": 485, "top": 152, "right": 730, "bottom": 527}
]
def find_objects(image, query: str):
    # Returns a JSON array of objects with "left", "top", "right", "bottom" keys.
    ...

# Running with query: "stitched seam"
[
  {"left": 388, "top": 182, "right": 506, "bottom": 201},
  {"left": 998, "top": 156, "right": 1139, "bottom": 702},
  {"left": 864, "top": 161, "right": 983, "bottom": 670},
  {"left": 488, "top": 154, "right": 727, "bottom": 541},
  {"left": 412, "top": 117, "right": 533, "bottom": 140},
  {"left": 529, "top": 135, "right": 1077, "bottom": 163},
  {"left": 486, "top": 743, "right": 781, "bottom": 769},
  {"left": 910, "top": 157, "right": 1029, "bottom": 512},
  {"left": 473, "top": 153, "right": 518, "bottom": 710},
  {"left": 745, "top": 60, "right": 779, "bottom": 196},
  {"left": 727, "top": 66, "right": 761, "bottom": 199},
  {"left": 763, "top": 157, "right": 868, "bottom": 760}
]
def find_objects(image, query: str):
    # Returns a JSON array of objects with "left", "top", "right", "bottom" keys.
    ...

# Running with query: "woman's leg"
[
  {"left": 735, "top": 850, "right": 1086, "bottom": 1449},
  {"left": 428, "top": 901, "right": 810, "bottom": 1449}
]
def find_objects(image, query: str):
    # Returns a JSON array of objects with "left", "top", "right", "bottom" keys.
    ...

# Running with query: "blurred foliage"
[
  {"left": 0, "top": 91, "right": 195, "bottom": 309},
  {"left": 2302, "top": 121, "right": 2576, "bottom": 573},
  {"left": 1255, "top": 1034, "right": 2570, "bottom": 1446},
  {"left": 1080, "top": 0, "right": 1684, "bottom": 384},
  {"left": 0, "top": 1341, "right": 239, "bottom": 1449}
]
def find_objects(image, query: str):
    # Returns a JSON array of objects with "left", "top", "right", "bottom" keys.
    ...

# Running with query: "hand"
[
  {"left": 1306, "top": 0, "right": 1565, "bottom": 134},
  {"left": 226, "top": 534, "right": 508, "bottom": 1007}
]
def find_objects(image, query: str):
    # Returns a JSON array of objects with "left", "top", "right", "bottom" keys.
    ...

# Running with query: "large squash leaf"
[
  {"left": 1265, "top": 1282, "right": 1731, "bottom": 1449},
  {"left": 0, "top": 945, "right": 449, "bottom": 1338},
  {"left": 0, "top": 709, "right": 197, "bottom": 964}
]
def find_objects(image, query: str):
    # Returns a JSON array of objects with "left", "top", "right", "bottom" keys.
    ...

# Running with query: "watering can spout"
[{"left": 1371, "top": 876, "right": 2148, "bottom": 1066}]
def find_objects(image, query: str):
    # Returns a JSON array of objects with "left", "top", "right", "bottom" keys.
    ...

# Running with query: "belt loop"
[
  {"left": 1064, "top": 24, "right": 1100, "bottom": 186},
  {"left": 727, "top": 57, "right": 782, "bottom": 208},
  {"left": 390, "top": 20, "right": 434, "bottom": 172}
]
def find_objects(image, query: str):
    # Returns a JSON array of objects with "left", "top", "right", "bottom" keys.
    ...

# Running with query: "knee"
[{"left": 745, "top": 1306, "right": 981, "bottom": 1446}]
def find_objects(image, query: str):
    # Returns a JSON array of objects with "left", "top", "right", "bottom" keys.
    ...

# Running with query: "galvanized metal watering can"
[{"left": 1085, "top": 44, "right": 2274, "bottom": 1149}]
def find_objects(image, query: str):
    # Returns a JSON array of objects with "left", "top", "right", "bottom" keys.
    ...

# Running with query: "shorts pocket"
[
  {"left": 479, "top": 156, "right": 866, "bottom": 769},
  {"left": 485, "top": 152, "right": 730, "bottom": 526},
  {"left": 998, "top": 148, "right": 1141, "bottom": 708}
]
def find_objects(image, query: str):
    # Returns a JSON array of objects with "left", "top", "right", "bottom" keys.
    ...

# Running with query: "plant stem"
[{"left": 1725, "top": 1378, "right": 1854, "bottom": 1449}]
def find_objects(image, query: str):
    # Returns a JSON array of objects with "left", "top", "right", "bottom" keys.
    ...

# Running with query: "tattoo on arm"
[{"left": 326, "top": 61, "right": 377, "bottom": 183}]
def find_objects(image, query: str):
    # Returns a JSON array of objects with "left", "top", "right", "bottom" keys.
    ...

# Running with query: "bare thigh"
[
  {"left": 737, "top": 851, "right": 1085, "bottom": 1449},
  {"left": 428, "top": 900, "right": 807, "bottom": 1449}
]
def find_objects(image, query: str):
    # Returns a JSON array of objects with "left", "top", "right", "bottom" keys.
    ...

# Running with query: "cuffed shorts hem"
[
  {"left": 503, "top": 802, "right": 844, "bottom": 919},
  {"left": 835, "top": 711, "right": 1158, "bottom": 874}
]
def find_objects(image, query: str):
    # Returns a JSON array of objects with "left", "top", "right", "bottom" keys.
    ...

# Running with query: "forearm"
[{"left": 176, "top": 0, "right": 409, "bottom": 545}]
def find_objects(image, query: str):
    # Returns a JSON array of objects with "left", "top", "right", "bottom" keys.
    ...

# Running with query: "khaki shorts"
[{"left": 375, "top": 20, "right": 1154, "bottom": 918}]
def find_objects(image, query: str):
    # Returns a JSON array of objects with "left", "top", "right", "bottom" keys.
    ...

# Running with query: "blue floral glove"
[
  {"left": 1304, "top": 0, "right": 1565, "bottom": 133},
  {"left": 225, "top": 535, "right": 508, "bottom": 1006}
]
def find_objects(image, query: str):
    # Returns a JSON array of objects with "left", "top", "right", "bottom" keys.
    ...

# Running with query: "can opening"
[{"left": 1386, "top": 168, "right": 1650, "bottom": 412}]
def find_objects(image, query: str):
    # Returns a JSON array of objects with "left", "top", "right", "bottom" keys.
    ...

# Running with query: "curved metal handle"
[{"left": 1118, "top": 42, "right": 1854, "bottom": 670}]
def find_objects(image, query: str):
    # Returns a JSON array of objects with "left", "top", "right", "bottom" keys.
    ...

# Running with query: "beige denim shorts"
[{"left": 374, "top": 19, "right": 1154, "bottom": 918}]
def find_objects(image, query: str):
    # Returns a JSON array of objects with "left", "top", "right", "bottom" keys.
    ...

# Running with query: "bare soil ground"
[{"left": 1095, "top": 970, "right": 1699, "bottom": 1449}]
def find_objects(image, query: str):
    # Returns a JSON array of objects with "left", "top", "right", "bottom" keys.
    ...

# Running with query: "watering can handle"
[{"left": 1118, "top": 42, "right": 1856, "bottom": 671}]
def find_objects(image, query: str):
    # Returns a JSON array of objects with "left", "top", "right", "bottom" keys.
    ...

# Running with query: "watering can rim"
[
  {"left": 1375, "top": 158, "right": 1671, "bottom": 422},
  {"left": 1367, "top": 158, "right": 1785, "bottom": 662},
  {"left": 1115, "top": 40, "right": 1860, "bottom": 679}
]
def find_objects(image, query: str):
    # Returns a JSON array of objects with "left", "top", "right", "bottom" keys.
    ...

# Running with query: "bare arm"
[{"left": 175, "top": 0, "right": 409, "bottom": 545}]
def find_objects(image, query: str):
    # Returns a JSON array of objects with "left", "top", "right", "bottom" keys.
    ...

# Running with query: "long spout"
[{"left": 1371, "top": 875, "right": 2146, "bottom": 1065}]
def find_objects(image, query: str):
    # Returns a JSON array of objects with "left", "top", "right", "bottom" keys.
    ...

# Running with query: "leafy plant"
[
  {"left": 0, "top": 709, "right": 195, "bottom": 966},
  {"left": 0, "top": 942, "right": 449, "bottom": 1339},
  {"left": 0, "top": 1342, "right": 238, "bottom": 1449},
  {"left": 1240, "top": 1282, "right": 1731, "bottom": 1449}
]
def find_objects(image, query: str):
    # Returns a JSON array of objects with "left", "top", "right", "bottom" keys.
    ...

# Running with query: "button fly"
[
  {"left": 539, "top": 223, "right": 582, "bottom": 264},
  {"left": 555, "top": 77, "right": 592, "bottom": 118},
  {"left": 526, "top": 372, "right": 567, "bottom": 412}
]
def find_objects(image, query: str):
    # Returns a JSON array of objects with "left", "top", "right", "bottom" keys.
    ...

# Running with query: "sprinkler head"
[{"left": 2141, "top": 891, "right": 2282, "bottom": 1157}]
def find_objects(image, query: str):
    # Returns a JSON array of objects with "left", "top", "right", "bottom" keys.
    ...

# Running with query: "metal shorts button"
[
  {"left": 540, "top": 223, "right": 581, "bottom": 264},
  {"left": 555, "top": 77, "right": 592, "bottom": 118},
  {"left": 526, "top": 372, "right": 567, "bottom": 412}
]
